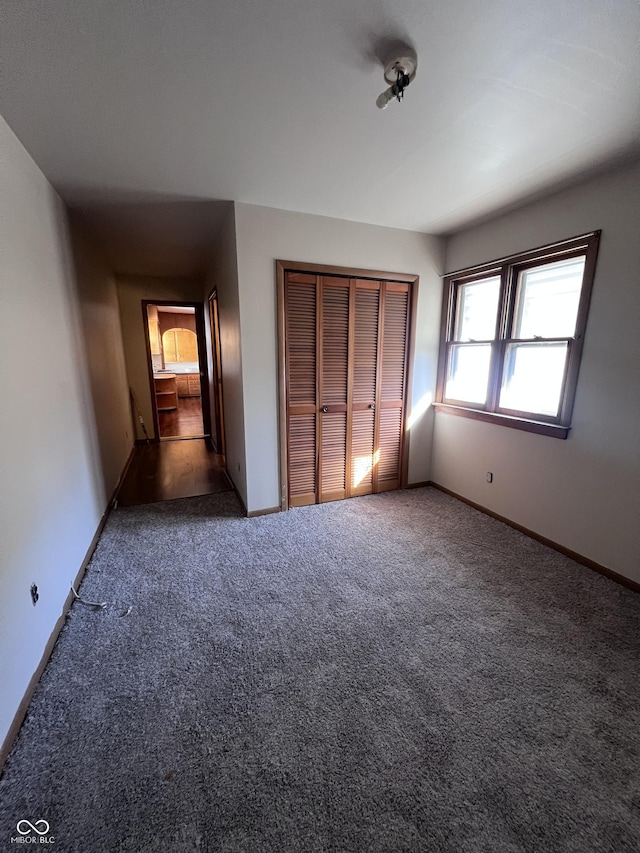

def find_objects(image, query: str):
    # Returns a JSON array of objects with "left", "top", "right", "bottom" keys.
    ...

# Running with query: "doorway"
[{"left": 143, "top": 301, "right": 212, "bottom": 441}]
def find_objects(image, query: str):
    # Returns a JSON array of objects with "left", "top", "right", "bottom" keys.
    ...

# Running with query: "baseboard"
[
  {"left": 430, "top": 483, "right": 640, "bottom": 594},
  {"left": 247, "top": 505, "right": 281, "bottom": 518},
  {"left": 225, "top": 475, "right": 280, "bottom": 518},
  {"left": 0, "top": 449, "right": 134, "bottom": 774},
  {"left": 111, "top": 444, "right": 136, "bottom": 507},
  {"left": 406, "top": 480, "right": 432, "bottom": 489},
  {"left": 227, "top": 475, "right": 248, "bottom": 516}
]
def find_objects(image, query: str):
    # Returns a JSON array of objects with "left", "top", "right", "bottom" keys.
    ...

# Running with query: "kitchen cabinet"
[
  {"left": 147, "top": 306, "right": 161, "bottom": 355},
  {"left": 162, "top": 329, "right": 198, "bottom": 363},
  {"left": 176, "top": 373, "right": 201, "bottom": 397},
  {"left": 188, "top": 374, "right": 201, "bottom": 396},
  {"left": 154, "top": 373, "right": 178, "bottom": 411},
  {"left": 176, "top": 375, "right": 189, "bottom": 397}
]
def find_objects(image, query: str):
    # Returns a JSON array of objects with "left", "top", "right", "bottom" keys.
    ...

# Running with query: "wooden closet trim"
[
  {"left": 279, "top": 259, "right": 418, "bottom": 284},
  {"left": 276, "top": 260, "right": 419, "bottom": 511},
  {"left": 346, "top": 279, "right": 356, "bottom": 499},
  {"left": 316, "top": 275, "right": 324, "bottom": 503},
  {"left": 371, "top": 282, "right": 385, "bottom": 494}
]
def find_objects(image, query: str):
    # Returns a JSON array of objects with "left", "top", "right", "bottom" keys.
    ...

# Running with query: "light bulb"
[{"left": 376, "top": 86, "right": 394, "bottom": 109}]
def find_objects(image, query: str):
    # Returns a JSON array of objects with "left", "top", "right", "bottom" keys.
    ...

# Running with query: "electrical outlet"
[
  {"left": 486, "top": 472, "right": 494, "bottom": 483},
  {"left": 30, "top": 584, "right": 39, "bottom": 606}
]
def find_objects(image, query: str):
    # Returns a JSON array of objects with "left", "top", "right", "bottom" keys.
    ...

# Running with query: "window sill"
[{"left": 433, "top": 403, "right": 570, "bottom": 439}]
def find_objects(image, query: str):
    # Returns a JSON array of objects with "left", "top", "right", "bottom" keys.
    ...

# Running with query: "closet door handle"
[
  {"left": 321, "top": 406, "right": 329, "bottom": 413},
  {"left": 369, "top": 403, "right": 375, "bottom": 411}
]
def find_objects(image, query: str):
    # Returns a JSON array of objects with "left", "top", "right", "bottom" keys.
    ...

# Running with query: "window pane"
[
  {"left": 513, "top": 257, "right": 585, "bottom": 339},
  {"left": 499, "top": 342, "right": 569, "bottom": 416},
  {"left": 446, "top": 344, "right": 492, "bottom": 404},
  {"left": 455, "top": 277, "right": 500, "bottom": 341}
]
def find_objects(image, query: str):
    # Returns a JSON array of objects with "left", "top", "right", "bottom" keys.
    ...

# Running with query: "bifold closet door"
[
  {"left": 350, "top": 280, "right": 380, "bottom": 497},
  {"left": 319, "top": 277, "right": 350, "bottom": 503},
  {"left": 284, "top": 271, "right": 410, "bottom": 507},
  {"left": 285, "top": 273, "right": 317, "bottom": 507},
  {"left": 376, "top": 282, "right": 410, "bottom": 492}
]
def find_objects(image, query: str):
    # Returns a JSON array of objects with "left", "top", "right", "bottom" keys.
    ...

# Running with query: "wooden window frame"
[
  {"left": 435, "top": 231, "right": 601, "bottom": 439},
  {"left": 276, "top": 260, "right": 419, "bottom": 511}
]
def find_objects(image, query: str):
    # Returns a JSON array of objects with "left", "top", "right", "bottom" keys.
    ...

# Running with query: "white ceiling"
[
  {"left": 156, "top": 306, "right": 195, "bottom": 314},
  {"left": 2, "top": 0, "right": 639, "bottom": 276}
]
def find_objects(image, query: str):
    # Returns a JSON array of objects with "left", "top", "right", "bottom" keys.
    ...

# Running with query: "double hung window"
[{"left": 436, "top": 232, "right": 600, "bottom": 438}]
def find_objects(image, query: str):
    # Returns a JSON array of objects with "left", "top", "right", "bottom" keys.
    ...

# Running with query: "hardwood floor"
[
  {"left": 117, "top": 439, "right": 232, "bottom": 506},
  {"left": 158, "top": 396, "right": 204, "bottom": 439}
]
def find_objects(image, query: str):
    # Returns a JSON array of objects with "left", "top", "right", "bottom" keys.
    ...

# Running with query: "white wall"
[
  {"left": 435, "top": 160, "right": 640, "bottom": 582},
  {"left": 0, "top": 116, "right": 132, "bottom": 752},
  {"left": 69, "top": 217, "right": 133, "bottom": 495},
  {"left": 116, "top": 275, "right": 204, "bottom": 440},
  {"left": 203, "top": 206, "right": 247, "bottom": 505},
  {"left": 234, "top": 203, "right": 445, "bottom": 513}
]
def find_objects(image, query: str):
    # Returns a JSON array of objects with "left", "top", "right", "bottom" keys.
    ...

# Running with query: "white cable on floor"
[{"left": 70, "top": 584, "right": 107, "bottom": 609}]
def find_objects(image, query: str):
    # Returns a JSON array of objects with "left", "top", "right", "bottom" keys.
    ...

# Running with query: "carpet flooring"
[{"left": 1, "top": 487, "right": 638, "bottom": 852}]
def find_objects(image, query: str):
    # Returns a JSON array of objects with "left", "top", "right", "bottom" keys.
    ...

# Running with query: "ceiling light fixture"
[{"left": 376, "top": 54, "right": 417, "bottom": 110}]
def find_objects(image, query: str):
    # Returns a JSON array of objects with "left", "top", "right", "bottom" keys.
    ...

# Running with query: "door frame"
[
  {"left": 142, "top": 299, "right": 212, "bottom": 441},
  {"left": 207, "top": 288, "right": 226, "bottom": 455},
  {"left": 276, "top": 260, "right": 419, "bottom": 511}
]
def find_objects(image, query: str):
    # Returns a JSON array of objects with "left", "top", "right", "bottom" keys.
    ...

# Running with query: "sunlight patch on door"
[{"left": 352, "top": 449, "right": 380, "bottom": 488}]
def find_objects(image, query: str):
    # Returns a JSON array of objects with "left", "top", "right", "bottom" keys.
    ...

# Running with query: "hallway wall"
[
  {"left": 68, "top": 216, "right": 133, "bottom": 499},
  {"left": 0, "top": 115, "right": 132, "bottom": 754},
  {"left": 203, "top": 206, "right": 247, "bottom": 506}
]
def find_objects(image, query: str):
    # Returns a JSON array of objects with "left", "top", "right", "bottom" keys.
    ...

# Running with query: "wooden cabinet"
[
  {"left": 188, "top": 374, "right": 201, "bottom": 396},
  {"left": 147, "top": 306, "right": 161, "bottom": 355},
  {"left": 176, "top": 373, "right": 201, "bottom": 397},
  {"left": 154, "top": 374, "right": 178, "bottom": 411},
  {"left": 162, "top": 329, "right": 198, "bottom": 363},
  {"left": 176, "top": 375, "right": 189, "bottom": 397}
]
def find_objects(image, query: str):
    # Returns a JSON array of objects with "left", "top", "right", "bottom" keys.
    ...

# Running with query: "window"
[{"left": 435, "top": 232, "right": 600, "bottom": 438}]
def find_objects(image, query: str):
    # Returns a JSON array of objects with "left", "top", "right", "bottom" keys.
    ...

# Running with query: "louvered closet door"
[
  {"left": 285, "top": 273, "right": 317, "bottom": 507},
  {"left": 375, "top": 282, "right": 410, "bottom": 492},
  {"left": 284, "top": 270, "right": 412, "bottom": 507},
  {"left": 350, "top": 280, "right": 380, "bottom": 496},
  {"left": 319, "top": 277, "right": 350, "bottom": 503}
]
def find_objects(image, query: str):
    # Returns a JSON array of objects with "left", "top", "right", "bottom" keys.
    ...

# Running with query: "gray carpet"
[{"left": 1, "top": 487, "right": 639, "bottom": 852}]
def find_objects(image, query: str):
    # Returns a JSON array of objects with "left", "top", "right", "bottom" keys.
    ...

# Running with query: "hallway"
[{"left": 117, "top": 439, "right": 232, "bottom": 506}]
